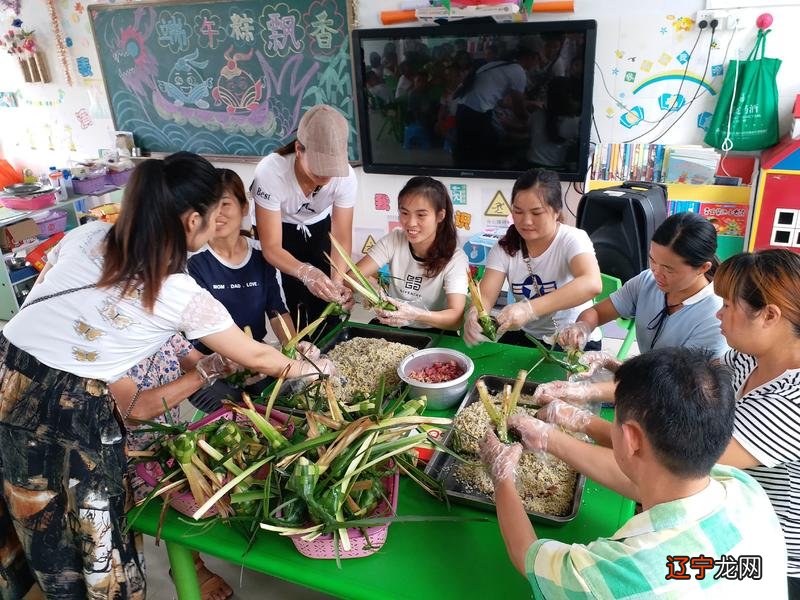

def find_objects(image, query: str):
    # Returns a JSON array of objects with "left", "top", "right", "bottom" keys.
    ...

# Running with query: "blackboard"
[{"left": 89, "top": 0, "right": 358, "bottom": 160}]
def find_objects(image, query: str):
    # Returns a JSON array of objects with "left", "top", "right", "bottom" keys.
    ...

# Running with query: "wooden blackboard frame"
[{"left": 88, "top": 0, "right": 360, "bottom": 163}]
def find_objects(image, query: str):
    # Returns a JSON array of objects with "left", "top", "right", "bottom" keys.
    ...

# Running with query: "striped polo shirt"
[{"left": 724, "top": 349, "right": 800, "bottom": 578}]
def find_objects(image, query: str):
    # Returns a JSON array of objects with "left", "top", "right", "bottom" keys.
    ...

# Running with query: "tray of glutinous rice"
[
  {"left": 276, "top": 326, "right": 434, "bottom": 411},
  {"left": 424, "top": 375, "right": 587, "bottom": 524}
]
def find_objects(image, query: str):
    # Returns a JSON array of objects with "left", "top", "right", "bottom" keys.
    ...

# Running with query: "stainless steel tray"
[{"left": 424, "top": 375, "right": 587, "bottom": 525}]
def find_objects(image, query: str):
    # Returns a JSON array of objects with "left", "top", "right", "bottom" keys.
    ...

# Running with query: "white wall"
[{"left": 0, "top": 0, "right": 797, "bottom": 241}]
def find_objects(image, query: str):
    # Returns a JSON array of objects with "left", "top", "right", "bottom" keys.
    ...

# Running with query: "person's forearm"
[
  {"left": 129, "top": 370, "right": 205, "bottom": 421},
  {"left": 262, "top": 243, "right": 305, "bottom": 278},
  {"left": 530, "top": 276, "right": 601, "bottom": 318},
  {"left": 270, "top": 313, "right": 296, "bottom": 346},
  {"left": 585, "top": 416, "right": 613, "bottom": 448},
  {"left": 546, "top": 429, "right": 640, "bottom": 501},
  {"left": 495, "top": 478, "right": 537, "bottom": 576},
  {"left": 575, "top": 306, "right": 601, "bottom": 329},
  {"left": 414, "top": 307, "right": 465, "bottom": 330}
]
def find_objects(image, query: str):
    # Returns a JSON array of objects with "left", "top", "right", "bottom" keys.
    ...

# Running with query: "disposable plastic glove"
[
  {"left": 374, "top": 295, "right": 430, "bottom": 328},
  {"left": 196, "top": 353, "right": 240, "bottom": 386},
  {"left": 295, "top": 263, "right": 344, "bottom": 303},
  {"left": 555, "top": 321, "right": 592, "bottom": 350},
  {"left": 296, "top": 341, "right": 321, "bottom": 361},
  {"left": 463, "top": 305, "right": 491, "bottom": 347},
  {"left": 536, "top": 399, "right": 593, "bottom": 433},
  {"left": 291, "top": 356, "right": 337, "bottom": 379},
  {"left": 478, "top": 430, "right": 523, "bottom": 484},
  {"left": 575, "top": 351, "right": 622, "bottom": 377},
  {"left": 531, "top": 380, "right": 602, "bottom": 405},
  {"left": 507, "top": 413, "right": 554, "bottom": 453},
  {"left": 496, "top": 301, "right": 538, "bottom": 338}
]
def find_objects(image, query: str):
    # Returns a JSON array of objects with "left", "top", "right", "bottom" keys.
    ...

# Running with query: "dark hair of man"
[
  {"left": 499, "top": 168, "right": 563, "bottom": 256},
  {"left": 614, "top": 347, "right": 735, "bottom": 478},
  {"left": 98, "top": 151, "right": 222, "bottom": 312},
  {"left": 398, "top": 176, "right": 456, "bottom": 277},
  {"left": 651, "top": 211, "right": 720, "bottom": 282}
]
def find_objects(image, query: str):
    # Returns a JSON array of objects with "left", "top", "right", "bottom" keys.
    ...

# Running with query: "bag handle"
[
  {"left": 19, "top": 283, "right": 97, "bottom": 311},
  {"left": 747, "top": 28, "right": 770, "bottom": 61}
]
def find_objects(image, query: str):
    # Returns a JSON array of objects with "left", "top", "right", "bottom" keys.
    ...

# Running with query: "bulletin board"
[{"left": 88, "top": 0, "right": 358, "bottom": 160}]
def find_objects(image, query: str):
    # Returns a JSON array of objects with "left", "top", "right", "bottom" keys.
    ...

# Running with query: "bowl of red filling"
[{"left": 397, "top": 348, "right": 474, "bottom": 410}]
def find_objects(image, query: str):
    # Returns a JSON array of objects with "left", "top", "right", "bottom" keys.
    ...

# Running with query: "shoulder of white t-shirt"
[{"left": 247, "top": 237, "right": 262, "bottom": 252}]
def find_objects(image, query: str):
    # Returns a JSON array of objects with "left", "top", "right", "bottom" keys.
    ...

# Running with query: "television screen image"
[{"left": 352, "top": 20, "right": 597, "bottom": 181}]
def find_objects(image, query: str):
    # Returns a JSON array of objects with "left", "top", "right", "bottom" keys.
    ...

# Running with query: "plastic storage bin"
[
  {"left": 72, "top": 175, "right": 107, "bottom": 195},
  {"left": 106, "top": 169, "right": 133, "bottom": 187},
  {"left": 33, "top": 210, "right": 68, "bottom": 238},
  {"left": 0, "top": 190, "right": 57, "bottom": 210}
]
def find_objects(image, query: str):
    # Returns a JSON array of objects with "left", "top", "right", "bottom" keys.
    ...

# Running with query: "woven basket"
[
  {"left": 290, "top": 470, "right": 399, "bottom": 559},
  {"left": 136, "top": 406, "right": 292, "bottom": 518}
]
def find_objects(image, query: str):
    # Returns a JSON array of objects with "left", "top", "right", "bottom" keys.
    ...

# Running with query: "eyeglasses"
[{"left": 646, "top": 294, "right": 681, "bottom": 350}]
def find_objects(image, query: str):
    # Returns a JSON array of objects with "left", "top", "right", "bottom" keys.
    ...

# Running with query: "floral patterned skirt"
[{"left": 0, "top": 335, "right": 145, "bottom": 599}]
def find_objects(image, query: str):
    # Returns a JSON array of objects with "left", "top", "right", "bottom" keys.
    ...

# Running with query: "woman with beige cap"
[{"left": 252, "top": 104, "right": 356, "bottom": 332}]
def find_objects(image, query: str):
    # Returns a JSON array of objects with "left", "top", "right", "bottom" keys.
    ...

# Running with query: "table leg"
[{"left": 165, "top": 542, "right": 201, "bottom": 600}]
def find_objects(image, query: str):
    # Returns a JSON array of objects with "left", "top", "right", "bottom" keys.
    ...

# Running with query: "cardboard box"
[{"left": 1, "top": 218, "right": 40, "bottom": 252}]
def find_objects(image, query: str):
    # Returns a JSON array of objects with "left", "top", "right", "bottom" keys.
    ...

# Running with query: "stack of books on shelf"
[{"left": 590, "top": 143, "right": 721, "bottom": 185}]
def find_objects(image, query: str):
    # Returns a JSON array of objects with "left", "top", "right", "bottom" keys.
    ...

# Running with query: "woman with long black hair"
[{"left": 0, "top": 152, "right": 331, "bottom": 598}]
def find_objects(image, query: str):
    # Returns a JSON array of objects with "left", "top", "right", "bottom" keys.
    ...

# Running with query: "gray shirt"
[{"left": 609, "top": 269, "right": 727, "bottom": 356}]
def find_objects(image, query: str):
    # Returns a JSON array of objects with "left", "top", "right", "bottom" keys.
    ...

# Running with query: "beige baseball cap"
[{"left": 297, "top": 105, "right": 350, "bottom": 177}]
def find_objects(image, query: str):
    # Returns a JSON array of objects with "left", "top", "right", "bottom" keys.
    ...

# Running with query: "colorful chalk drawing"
[
  {"left": 260, "top": 4, "right": 304, "bottom": 58},
  {"left": 91, "top": 1, "right": 357, "bottom": 158},
  {"left": 658, "top": 93, "right": 685, "bottom": 112},
  {"left": 640, "top": 59, "right": 653, "bottom": 73},
  {"left": 624, "top": 71, "right": 636, "bottom": 83},
  {"left": 157, "top": 10, "right": 191, "bottom": 53},
  {"left": 697, "top": 111, "right": 713, "bottom": 131}
]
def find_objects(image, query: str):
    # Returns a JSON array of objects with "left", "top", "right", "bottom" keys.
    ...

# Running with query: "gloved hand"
[
  {"left": 478, "top": 430, "right": 523, "bottom": 484},
  {"left": 536, "top": 399, "right": 593, "bottom": 433},
  {"left": 507, "top": 413, "right": 554, "bottom": 453},
  {"left": 339, "top": 285, "right": 355, "bottom": 312},
  {"left": 291, "top": 356, "right": 337, "bottom": 379},
  {"left": 555, "top": 321, "right": 592, "bottom": 350},
  {"left": 532, "top": 380, "right": 602, "bottom": 406},
  {"left": 295, "top": 263, "right": 345, "bottom": 303},
  {"left": 374, "top": 295, "right": 430, "bottom": 328},
  {"left": 496, "top": 301, "right": 538, "bottom": 338},
  {"left": 574, "top": 351, "right": 622, "bottom": 377},
  {"left": 196, "top": 353, "right": 240, "bottom": 386},
  {"left": 463, "top": 305, "right": 491, "bottom": 347},
  {"left": 296, "top": 341, "right": 321, "bottom": 361}
]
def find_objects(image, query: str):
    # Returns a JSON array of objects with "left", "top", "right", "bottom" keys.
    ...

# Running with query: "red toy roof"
[{"left": 761, "top": 133, "right": 800, "bottom": 170}]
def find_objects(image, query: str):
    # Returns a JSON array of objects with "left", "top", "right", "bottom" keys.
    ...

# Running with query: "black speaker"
[{"left": 576, "top": 181, "right": 668, "bottom": 283}]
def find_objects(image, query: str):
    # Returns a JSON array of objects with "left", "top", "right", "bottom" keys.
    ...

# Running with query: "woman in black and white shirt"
[
  {"left": 253, "top": 104, "right": 355, "bottom": 332},
  {"left": 715, "top": 249, "right": 800, "bottom": 596}
]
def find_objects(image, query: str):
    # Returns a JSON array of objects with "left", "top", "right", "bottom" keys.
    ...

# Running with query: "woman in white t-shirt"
[
  {"left": 714, "top": 249, "right": 800, "bottom": 595},
  {"left": 354, "top": 176, "right": 468, "bottom": 330},
  {"left": 0, "top": 153, "right": 332, "bottom": 598},
  {"left": 253, "top": 104, "right": 355, "bottom": 334},
  {"left": 463, "top": 168, "right": 602, "bottom": 348}
]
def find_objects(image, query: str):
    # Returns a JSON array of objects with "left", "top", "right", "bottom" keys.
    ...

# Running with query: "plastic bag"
[{"left": 704, "top": 29, "right": 781, "bottom": 151}]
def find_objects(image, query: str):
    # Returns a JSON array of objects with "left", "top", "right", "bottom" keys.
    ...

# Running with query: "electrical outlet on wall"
[{"left": 696, "top": 9, "right": 729, "bottom": 30}]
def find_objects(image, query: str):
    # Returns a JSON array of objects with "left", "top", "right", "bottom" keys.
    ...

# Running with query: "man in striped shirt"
[{"left": 480, "top": 347, "right": 787, "bottom": 598}]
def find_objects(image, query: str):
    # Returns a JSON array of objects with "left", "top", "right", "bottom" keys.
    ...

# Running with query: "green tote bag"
[{"left": 704, "top": 29, "right": 782, "bottom": 151}]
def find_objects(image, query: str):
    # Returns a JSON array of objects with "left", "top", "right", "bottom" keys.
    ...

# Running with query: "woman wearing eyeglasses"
[
  {"left": 533, "top": 212, "right": 728, "bottom": 406},
  {"left": 252, "top": 104, "right": 355, "bottom": 334}
]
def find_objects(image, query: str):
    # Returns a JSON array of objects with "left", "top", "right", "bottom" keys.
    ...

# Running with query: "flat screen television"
[{"left": 352, "top": 20, "right": 597, "bottom": 181}]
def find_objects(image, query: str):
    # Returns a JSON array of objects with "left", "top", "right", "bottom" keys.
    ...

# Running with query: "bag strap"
[
  {"left": 122, "top": 354, "right": 157, "bottom": 421},
  {"left": 747, "top": 29, "right": 770, "bottom": 61},
  {"left": 20, "top": 283, "right": 97, "bottom": 311}
]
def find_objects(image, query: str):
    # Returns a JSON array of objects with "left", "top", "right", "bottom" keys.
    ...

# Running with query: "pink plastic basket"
[
  {"left": 136, "top": 405, "right": 292, "bottom": 518},
  {"left": 33, "top": 210, "right": 68, "bottom": 237},
  {"left": 290, "top": 470, "right": 400, "bottom": 559},
  {"left": 105, "top": 169, "right": 132, "bottom": 187},
  {"left": 0, "top": 190, "right": 57, "bottom": 210},
  {"left": 72, "top": 174, "right": 107, "bottom": 195}
]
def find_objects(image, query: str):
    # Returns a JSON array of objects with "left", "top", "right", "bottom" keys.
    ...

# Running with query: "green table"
[{"left": 129, "top": 323, "right": 635, "bottom": 599}]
